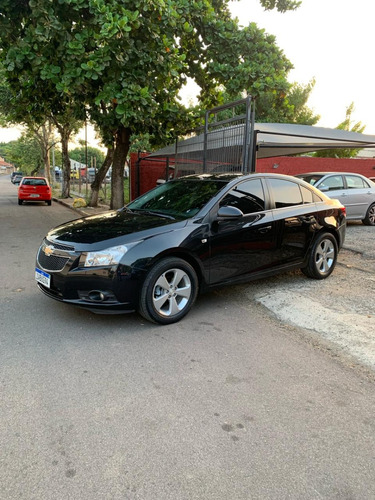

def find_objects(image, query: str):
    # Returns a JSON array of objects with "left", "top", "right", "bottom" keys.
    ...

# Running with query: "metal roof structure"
[
  {"left": 143, "top": 97, "right": 375, "bottom": 177},
  {"left": 148, "top": 122, "right": 375, "bottom": 161}
]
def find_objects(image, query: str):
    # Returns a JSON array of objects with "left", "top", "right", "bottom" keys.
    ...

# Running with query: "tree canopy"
[
  {"left": 0, "top": 0, "right": 308, "bottom": 207},
  {"left": 314, "top": 103, "right": 365, "bottom": 158}
]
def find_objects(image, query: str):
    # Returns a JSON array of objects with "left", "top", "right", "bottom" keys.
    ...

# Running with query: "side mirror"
[
  {"left": 319, "top": 185, "right": 329, "bottom": 192},
  {"left": 217, "top": 206, "right": 244, "bottom": 219}
]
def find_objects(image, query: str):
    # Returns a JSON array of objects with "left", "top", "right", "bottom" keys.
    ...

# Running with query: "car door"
[
  {"left": 340, "top": 174, "right": 373, "bottom": 219},
  {"left": 266, "top": 178, "right": 318, "bottom": 266},
  {"left": 315, "top": 174, "right": 352, "bottom": 215},
  {"left": 207, "top": 178, "right": 277, "bottom": 285}
]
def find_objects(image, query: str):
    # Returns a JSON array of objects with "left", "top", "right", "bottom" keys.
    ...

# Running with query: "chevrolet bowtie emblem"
[{"left": 44, "top": 245, "right": 54, "bottom": 257}]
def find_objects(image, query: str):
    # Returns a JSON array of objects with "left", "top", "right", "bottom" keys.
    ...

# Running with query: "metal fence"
[{"left": 174, "top": 96, "right": 256, "bottom": 177}]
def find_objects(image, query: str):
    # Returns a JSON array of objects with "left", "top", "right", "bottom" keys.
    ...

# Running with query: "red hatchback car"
[{"left": 18, "top": 177, "right": 52, "bottom": 206}]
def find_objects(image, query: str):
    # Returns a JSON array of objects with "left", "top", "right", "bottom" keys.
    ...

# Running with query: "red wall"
[
  {"left": 130, "top": 153, "right": 175, "bottom": 200},
  {"left": 256, "top": 156, "right": 375, "bottom": 178},
  {"left": 130, "top": 153, "right": 375, "bottom": 200}
]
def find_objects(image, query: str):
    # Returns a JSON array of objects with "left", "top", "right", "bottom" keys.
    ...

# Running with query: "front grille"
[
  {"left": 44, "top": 239, "right": 75, "bottom": 252},
  {"left": 37, "top": 250, "right": 69, "bottom": 272},
  {"left": 37, "top": 238, "right": 77, "bottom": 272}
]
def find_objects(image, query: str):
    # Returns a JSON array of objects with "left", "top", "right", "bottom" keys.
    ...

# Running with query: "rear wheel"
[
  {"left": 139, "top": 257, "right": 198, "bottom": 324},
  {"left": 362, "top": 203, "right": 375, "bottom": 226},
  {"left": 46, "top": 200, "right": 52, "bottom": 206},
  {"left": 18, "top": 199, "right": 22, "bottom": 205},
  {"left": 301, "top": 233, "right": 338, "bottom": 279}
]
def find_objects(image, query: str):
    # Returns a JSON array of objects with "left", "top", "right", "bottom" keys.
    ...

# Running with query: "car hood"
[{"left": 47, "top": 209, "right": 186, "bottom": 247}]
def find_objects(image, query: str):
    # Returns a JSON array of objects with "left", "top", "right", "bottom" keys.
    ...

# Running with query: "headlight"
[{"left": 83, "top": 242, "right": 140, "bottom": 267}]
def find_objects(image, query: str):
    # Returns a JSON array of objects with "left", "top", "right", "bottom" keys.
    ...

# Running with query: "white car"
[{"left": 296, "top": 172, "right": 375, "bottom": 225}]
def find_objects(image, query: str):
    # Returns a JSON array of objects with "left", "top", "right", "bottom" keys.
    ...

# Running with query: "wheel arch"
[{"left": 145, "top": 248, "right": 206, "bottom": 291}]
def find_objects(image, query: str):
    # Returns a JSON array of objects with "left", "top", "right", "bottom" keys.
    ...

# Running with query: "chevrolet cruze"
[{"left": 35, "top": 173, "right": 346, "bottom": 324}]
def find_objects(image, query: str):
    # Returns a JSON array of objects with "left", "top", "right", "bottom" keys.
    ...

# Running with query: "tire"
[
  {"left": 301, "top": 233, "right": 338, "bottom": 280},
  {"left": 47, "top": 200, "right": 52, "bottom": 206},
  {"left": 18, "top": 199, "right": 22, "bottom": 205},
  {"left": 362, "top": 203, "right": 375, "bottom": 226},
  {"left": 139, "top": 257, "right": 198, "bottom": 324}
]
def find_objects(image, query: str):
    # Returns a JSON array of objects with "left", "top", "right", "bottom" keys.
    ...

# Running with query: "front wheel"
[
  {"left": 301, "top": 233, "right": 338, "bottom": 279},
  {"left": 139, "top": 257, "right": 198, "bottom": 324},
  {"left": 362, "top": 203, "right": 375, "bottom": 226}
]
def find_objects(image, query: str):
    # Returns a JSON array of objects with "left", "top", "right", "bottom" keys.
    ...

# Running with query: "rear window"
[{"left": 22, "top": 178, "right": 48, "bottom": 186}]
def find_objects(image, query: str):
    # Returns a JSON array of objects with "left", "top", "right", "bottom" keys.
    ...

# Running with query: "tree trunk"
[
  {"left": 31, "top": 121, "right": 54, "bottom": 184},
  {"left": 43, "top": 149, "right": 51, "bottom": 183},
  {"left": 60, "top": 130, "right": 71, "bottom": 198},
  {"left": 110, "top": 125, "right": 131, "bottom": 210},
  {"left": 88, "top": 146, "right": 114, "bottom": 207}
]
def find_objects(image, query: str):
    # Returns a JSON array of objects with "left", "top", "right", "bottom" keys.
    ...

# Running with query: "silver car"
[{"left": 296, "top": 172, "right": 375, "bottom": 226}]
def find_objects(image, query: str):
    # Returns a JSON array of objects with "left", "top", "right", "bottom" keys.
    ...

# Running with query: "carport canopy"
[{"left": 147, "top": 122, "right": 375, "bottom": 161}]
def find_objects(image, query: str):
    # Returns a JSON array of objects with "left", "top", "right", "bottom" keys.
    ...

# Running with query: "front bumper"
[
  {"left": 35, "top": 239, "right": 145, "bottom": 314},
  {"left": 37, "top": 282, "right": 136, "bottom": 314}
]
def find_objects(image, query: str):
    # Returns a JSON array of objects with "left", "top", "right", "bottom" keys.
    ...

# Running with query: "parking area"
[
  {"left": 48, "top": 194, "right": 375, "bottom": 375},
  {"left": 241, "top": 222, "right": 375, "bottom": 374}
]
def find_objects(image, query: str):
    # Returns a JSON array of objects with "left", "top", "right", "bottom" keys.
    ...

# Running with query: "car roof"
[
  {"left": 297, "top": 172, "right": 367, "bottom": 176},
  {"left": 178, "top": 172, "right": 309, "bottom": 181}
]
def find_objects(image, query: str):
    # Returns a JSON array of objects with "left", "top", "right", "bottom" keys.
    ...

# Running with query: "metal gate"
[{"left": 174, "top": 96, "right": 256, "bottom": 177}]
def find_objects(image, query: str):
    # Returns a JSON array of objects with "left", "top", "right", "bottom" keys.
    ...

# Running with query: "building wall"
[
  {"left": 130, "top": 153, "right": 375, "bottom": 200},
  {"left": 256, "top": 156, "right": 375, "bottom": 178}
]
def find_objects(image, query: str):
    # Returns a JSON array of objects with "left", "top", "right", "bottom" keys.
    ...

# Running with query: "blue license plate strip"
[{"left": 35, "top": 267, "right": 50, "bottom": 288}]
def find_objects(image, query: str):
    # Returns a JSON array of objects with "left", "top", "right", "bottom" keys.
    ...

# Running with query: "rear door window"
[
  {"left": 267, "top": 179, "right": 303, "bottom": 208},
  {"left": 345, "top": 175, "right": 370, "bottom": 189}
]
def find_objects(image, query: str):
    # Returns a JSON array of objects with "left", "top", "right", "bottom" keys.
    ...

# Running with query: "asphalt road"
[{"left": 1, "top": 174, "right": 375, "bottom": 500}]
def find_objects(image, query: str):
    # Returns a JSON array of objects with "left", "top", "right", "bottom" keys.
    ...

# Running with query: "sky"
[
  {"left": 1, "top": 0, "right": 374, "bottom": 145},
  {"left": 228, "top": 0, "right": 375, "bottom": 133}
]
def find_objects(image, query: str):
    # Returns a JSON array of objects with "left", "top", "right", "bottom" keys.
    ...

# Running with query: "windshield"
[{"left": 127, "top": 178, "right": 229, "bottom": 219}]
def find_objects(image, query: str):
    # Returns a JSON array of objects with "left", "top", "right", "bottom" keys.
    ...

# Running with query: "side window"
[
  {"left": 319, "top": 175, "right": 344, "bottom": 191},
  {"left": 220, "top": 179, "right": 265, "bottom": 215},
  {"left": 345, "top": 175, "right": 368, "bottom": 189},
  {"left": 300, "top": 185, "right": 314, "bottom": 204},
  {"left": 268, "top": 179, "right": 303, "bottom": 208}
]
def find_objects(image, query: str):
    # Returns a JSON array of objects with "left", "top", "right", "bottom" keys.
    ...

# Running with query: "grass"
[{"left": 53, "top": 178, "right": 130, "bottom": 205}]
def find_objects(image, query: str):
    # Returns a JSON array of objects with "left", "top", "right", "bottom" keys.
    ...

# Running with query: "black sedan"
[{"left": 35, "top": 173, "right": 346, "bottom": 324}]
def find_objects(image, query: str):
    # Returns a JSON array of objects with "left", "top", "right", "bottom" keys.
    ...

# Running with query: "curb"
[{"left": 52, "top": 197, "right": 110, "bottom": 217}]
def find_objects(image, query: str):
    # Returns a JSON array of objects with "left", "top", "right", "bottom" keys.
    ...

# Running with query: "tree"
[
  {"left": 0, "top": 68, "right": 59, "bottom": 181},
  {"left": 0, "top": 0, "right": 300, "bottom": 208},
  {"left": 314, "top": 103, "right": 365, "bottom": 158},
  {"left": 0, "top": 136, "right": 42, "bottom": 174}
]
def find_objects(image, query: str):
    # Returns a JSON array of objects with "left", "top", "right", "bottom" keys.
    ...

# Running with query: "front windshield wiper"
[{"left": 126, "top": 208, "right": 176, "bottom": 220}]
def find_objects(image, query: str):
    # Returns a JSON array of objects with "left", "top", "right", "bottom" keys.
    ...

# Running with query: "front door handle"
[
  {"left": 299, "top": 216, "right": 314, "bottom": 224},
  {"left": 259, "top": 225, "right": 272, "bottom": 233}
]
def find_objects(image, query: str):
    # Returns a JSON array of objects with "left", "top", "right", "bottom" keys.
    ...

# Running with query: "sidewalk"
[{"left": 52, "top": 196, "right": 110, "bottom": 217}]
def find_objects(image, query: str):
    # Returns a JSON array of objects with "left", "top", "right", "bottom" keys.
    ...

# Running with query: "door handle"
[
  {"left": 299, "top": 216, "right": 314, "bottom": 224},
  {"left": 259, "top": 225, "right": 272, "bottom": 233}
]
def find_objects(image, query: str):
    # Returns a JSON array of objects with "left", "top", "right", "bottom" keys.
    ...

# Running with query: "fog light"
[{"left": 88, "top": 290, "right": 109, "bottom": 302}]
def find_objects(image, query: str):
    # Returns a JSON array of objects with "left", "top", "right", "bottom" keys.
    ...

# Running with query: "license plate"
[
  {"left": 30, "top": 194, "right": 40, "bottom": 198},
  {"left": 35, "top": 267, "right": 50, "bottom": 288}
]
